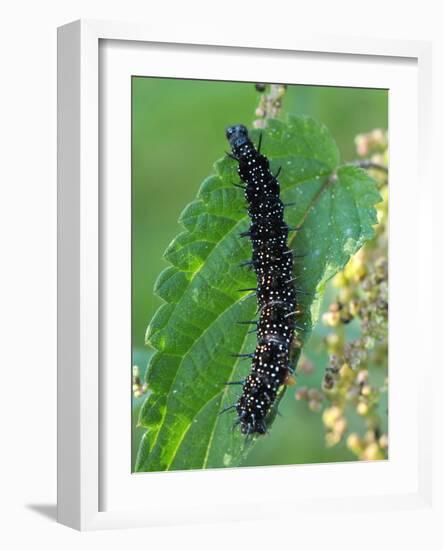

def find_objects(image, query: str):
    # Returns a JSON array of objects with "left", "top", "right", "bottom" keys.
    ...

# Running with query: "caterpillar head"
[{"left": 226, "top": 124, "right": 249, "bottom": 149}]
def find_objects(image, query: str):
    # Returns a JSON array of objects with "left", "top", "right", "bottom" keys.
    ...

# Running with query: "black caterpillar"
[{"left": 225, "top": 124, "right": 298, "bottom": 436}]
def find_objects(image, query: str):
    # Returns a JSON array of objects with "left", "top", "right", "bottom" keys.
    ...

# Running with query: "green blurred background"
[{"left": 132, "top": 78, "right": 388, "bottom": 469}]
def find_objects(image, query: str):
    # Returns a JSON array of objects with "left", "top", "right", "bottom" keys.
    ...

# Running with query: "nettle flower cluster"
[{"left": 296, "top": 129, "right": 389, "bottom": 461}]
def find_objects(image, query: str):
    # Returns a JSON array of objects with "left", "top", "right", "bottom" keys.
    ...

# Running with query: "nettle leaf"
[{"left": 135, "top": 115, "right": 381, "bottom": 472}]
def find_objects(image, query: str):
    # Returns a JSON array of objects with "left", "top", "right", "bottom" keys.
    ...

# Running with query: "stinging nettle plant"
[
  {"left": 296, "top": 128, "right": 389, "bottom": 461},
  {"left": 134, "top": 86, "right": 384, "bottom": 472}
]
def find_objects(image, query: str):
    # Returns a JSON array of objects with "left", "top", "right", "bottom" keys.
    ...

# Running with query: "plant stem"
[{"left": 253, "top": 84, "right": 287, "bottom": 128}]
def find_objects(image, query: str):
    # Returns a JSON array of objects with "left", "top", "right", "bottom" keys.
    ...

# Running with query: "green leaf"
[{"left": 135, "top": 115, "right": 381, "bottom": 472}]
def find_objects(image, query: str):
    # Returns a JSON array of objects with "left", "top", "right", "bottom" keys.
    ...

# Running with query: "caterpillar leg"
[
  {"left": 230, "top": 352, "right": 254, "bottom": 359},
  {"left": 218, "top": 404, "right": 237, "bottom": 416},
  {"left": 238, "top": 260, "right": 253, "bottom": 268},
  {"left": 237, "top": 320, "right": 258, "bottom": 326}
]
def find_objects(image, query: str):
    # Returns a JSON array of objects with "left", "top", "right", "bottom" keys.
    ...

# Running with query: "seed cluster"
[{"left": 226, "top": 124, "right": 297, "bottom": 435}]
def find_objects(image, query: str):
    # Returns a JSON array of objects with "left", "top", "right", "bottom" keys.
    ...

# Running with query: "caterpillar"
[{"left": 225, "top": 124, "right": 298, "bottom": 436}]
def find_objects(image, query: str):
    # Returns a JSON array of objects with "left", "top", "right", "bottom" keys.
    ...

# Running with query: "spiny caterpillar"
[{"left": 225, "top": 124, "right": 300, "bottom": 436}]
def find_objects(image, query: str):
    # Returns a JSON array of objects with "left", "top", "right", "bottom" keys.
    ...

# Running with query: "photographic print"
[{"left": 131, "top": 78, "right": 388, "bottom": 472}]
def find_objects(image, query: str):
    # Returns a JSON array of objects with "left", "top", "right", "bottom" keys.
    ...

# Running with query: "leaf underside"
[{"left": 135, "top": 115, "right": 381, "bottom": 473}]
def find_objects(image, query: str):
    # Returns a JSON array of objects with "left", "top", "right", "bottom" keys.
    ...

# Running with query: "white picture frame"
[{"left": 57, "top": 19, "right": 436, "bottom": 533}]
